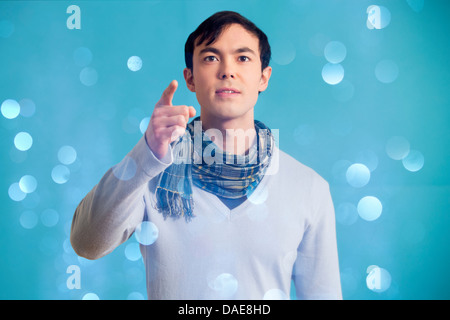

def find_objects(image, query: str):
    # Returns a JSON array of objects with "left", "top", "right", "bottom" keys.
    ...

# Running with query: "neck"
[{"left": 200, "top": 113, "right": 256, "bottom": 155}]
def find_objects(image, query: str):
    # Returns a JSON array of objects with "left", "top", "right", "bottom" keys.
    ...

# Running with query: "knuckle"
[
  {"left": 177, "top": 115, "right": 186, "bottom": 126},
  {"left": 181, "top": 105, "right": 189, "bottom": 116},
  {"left": 153, "top": 107, "right": 163, "bottom": 117}
]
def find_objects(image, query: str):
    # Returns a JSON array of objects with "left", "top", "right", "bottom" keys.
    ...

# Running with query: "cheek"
[
  {"left": 194, "top": 83, "right": 211, "bottom": 107},
  {"left": 193, "top": 64, "right": 214, "bottom": 81},
  {"left": 248, "top": 68, "right": 264, "bottom": 86},
  {"left": 250, "top": 74, "right": 265, "bottom": 94},
  {"left": 192, "top": 71, "right": 212, "bottom": 92},
  {"left": 248, "top": 91, "right": 259, "bottom": 107}
]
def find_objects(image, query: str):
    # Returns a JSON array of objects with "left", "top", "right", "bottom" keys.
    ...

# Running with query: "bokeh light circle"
[
  {"left": 375, "top": 60, "right": 399, "bottom": 83},
  {"left": 263, "top": 288, "right": 289, "bottom": 300},
  {"left": 127, "top": 56, "right": 143, "bottom": 71},
  {"left": 271, "top": 39, "right": 296, "bottom": 65},
  {"left": 124, "top": 242, "right": 142, "bottom": 261},
  {"left": 82, "top": 293, "right": 100, "bottom": 300},
  {"left": 402, "top": 149, "right": 424, "bottom": 172},
  {"left": 134, "top": 221, "right": 158, "bottom": 245},
  {"left": 14, "top": 132, "right": 33, "bottom": 151},
  {"left": 366, "top": 265, "right": 392, "bottom": 293},
  {"left": 20, "top": 210, "right": 38, "bottom": 229},
  {"left": 127, "top": 292, "right": 145, "bottom": 300},
  {"left": 140, "top": 117, "right": 150, "bottom": 134},
  {"left": 80, "top": 67, "right": 98, "bottom": 86},
  {"left": 247, "top": 186, "right": 268, "bottom": 205},
  {"left": 51, "top": 165, "right": 70, "bottom": 184},
  {"left": 346, "top": 163, "right": 371, "bottom": 188},
  {"left": 324, "top": 41, "right": 347, "bottom": 64},
  {"left": 58, "top": 145, "right": 77, "bottom": 165},
  {"left": 1, "top": 99, "right": 20, "bottom": 119},
  {"left": 386, "top": 136, "right": 410, "bottom": 160},
  {"left": 19, "top": 175, "right": 37, "bottom": 193},
  {"left": 112, "top": 156, "right": 137, "bottom": 181},
  {"left": 357, "top": 196, "right": 382, "bottom": 221},
  {"left": 322, "top": 63, "right": 344, "bottom": 85},
  {"left": 8, "top": 182, "right": 26, "bottom": 201},
  {"left": 210, "top": 273, "right": 238, "bottom": 298},
  {"left": 366, "top": 5, "right": 391, "bottom": 29}
]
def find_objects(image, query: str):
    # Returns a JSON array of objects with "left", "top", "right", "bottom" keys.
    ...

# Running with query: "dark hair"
[{"left": 184, "top": 11, "right": 271, "bottom": 71}]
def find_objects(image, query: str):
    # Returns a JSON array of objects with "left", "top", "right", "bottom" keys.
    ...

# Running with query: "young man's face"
[{"left": 183, "top": 23, "right": 272, "bottom": 126}]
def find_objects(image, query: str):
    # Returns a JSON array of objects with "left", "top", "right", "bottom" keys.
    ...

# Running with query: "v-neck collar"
[
  {"left": 190, "top": 145, "right": 278, "bottom": 219},
  {"left": 193, "top": 169, "right": 272, "bottom": 219}
]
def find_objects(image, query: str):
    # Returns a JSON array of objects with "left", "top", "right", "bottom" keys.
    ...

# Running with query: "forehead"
[{"left": 194, "top": 23, "right": 260, "bottom": 54}]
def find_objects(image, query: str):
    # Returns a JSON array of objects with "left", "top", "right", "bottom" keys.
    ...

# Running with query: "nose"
[
  {"left": 220, "top": 73, "right": 234, "bottom": 79},
  {"left": 218, "top": 60, "right": 235, "bottom": 79}
]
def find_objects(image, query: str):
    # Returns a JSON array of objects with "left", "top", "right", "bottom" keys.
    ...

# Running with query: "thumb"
[{"left": 156, "top": 80, "right": 178, "bottom": 107}]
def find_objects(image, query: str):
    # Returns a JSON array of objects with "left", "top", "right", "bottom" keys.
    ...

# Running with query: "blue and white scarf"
[{"left": 155, "top": 117, "right": 274, "bottom": 220}]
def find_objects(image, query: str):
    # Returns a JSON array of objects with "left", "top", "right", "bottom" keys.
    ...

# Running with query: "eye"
[
  {"left": 204, "top": 56, "right": 218, "bottom": 62},
  {"left": 238, "top": 56, "right": 250, "bottom": 62}
]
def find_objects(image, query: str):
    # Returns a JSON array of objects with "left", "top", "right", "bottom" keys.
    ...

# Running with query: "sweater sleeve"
[
  {"left": 70, "top": 135, "right": 173, "bottom": 260},
  {"left": 292, "top": 177, "right": 342, "bottom": 300}
]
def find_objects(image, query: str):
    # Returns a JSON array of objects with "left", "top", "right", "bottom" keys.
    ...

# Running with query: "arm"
[
  {"left": 70, "top": 80, "right": 196, "bottom": 260},
  {"left": 70, "top": 135, "right": 172, "bottom": 260},
  {"left": 292, "top": 177, "right": 342, "bottom": 300}
]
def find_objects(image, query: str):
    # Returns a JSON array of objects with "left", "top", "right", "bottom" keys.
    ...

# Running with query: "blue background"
[{"left": 1, "top": 0, "right": 449, "bottom": 300}]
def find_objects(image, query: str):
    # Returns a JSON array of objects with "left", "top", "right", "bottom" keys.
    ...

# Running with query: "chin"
[
  {"left": 203, "top": 113, "right": 254, "bottom": 129},
  {"left": 199, "top": 100, "right": 255, "bottom": 123}
]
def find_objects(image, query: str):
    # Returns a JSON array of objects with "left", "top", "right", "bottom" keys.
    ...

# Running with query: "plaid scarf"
[{"left": 154, "top": 117, "right": 274, "bottom": 221}]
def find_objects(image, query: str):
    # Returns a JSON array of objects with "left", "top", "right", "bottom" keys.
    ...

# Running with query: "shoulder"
[
  {"left": 273, "top": 147, "right": 329, "bottom": 189},
  {"left": 263, "top": 147, "right": 333, "bottom": 223}
]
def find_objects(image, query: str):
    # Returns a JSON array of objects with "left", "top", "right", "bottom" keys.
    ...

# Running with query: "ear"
[
  {"left": 258, "top": 66, "right": 272, "bottom": 93},
  {"left": 183, "top": 68, "right": 196, "bottom": 92}
]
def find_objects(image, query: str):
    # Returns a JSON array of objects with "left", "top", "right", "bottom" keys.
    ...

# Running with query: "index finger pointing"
[{"left": 156, "top": 80, "right": 178, "bottom": 107}]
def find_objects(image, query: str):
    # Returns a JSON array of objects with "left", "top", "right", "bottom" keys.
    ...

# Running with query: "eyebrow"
[{"left": 199, "top": 46, "right": 257, "bottom": 56}]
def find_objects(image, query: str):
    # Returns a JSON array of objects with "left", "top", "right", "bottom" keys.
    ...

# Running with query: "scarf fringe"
[{"left": 155, "top": 187, "right": 195, "bottom": 222}]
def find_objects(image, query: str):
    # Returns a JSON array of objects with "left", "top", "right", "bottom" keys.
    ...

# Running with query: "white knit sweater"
[{"left": 70, "top": 135, "right": 342, "bottom": 300}]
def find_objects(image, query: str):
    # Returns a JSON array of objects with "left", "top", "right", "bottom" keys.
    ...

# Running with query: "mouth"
[{"left": 215, "top": 87, "right": 241, "bottom": 96}]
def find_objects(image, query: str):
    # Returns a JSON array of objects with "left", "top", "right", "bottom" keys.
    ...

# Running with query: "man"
[{"left": 71, "top": 11, "right": 342, "bottom": 300}]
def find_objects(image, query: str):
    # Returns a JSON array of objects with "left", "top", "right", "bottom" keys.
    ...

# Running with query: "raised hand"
[{"left": 145, "top": 80, "right": 196, "bottom": 160}]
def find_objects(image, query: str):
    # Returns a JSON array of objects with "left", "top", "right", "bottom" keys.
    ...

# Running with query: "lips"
[{"left": 215, "top": 87, "right": 240, "bottom": 94}]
